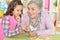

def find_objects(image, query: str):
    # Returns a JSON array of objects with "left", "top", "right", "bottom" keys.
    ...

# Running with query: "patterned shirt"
[
  {"left": 29, "top": 13, "right": 41, "bottom": 32},
  {"left": 2, "top": 17, "right": 21, "bottom": 37}
]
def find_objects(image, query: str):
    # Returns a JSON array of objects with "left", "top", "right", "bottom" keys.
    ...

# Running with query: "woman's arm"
[
  {"left": 37, "top": 13, "right": 55, "bottom": 36},
  {"left": 21, "top": 13, "right": 30, "bottom": 32}
]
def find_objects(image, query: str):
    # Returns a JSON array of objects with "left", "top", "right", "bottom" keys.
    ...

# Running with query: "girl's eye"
[
  {"left": 17, "top": 10, "right": 19, "bottom": 11},
  {"left": 21, "top": 10, "right": 23, "bottom": 13},
  {"left": 17, "top": 10, "right": 23, "bottom": 12}
]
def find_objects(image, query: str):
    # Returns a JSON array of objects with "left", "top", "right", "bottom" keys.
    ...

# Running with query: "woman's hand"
[
  {"left": 44, "top": 36, "right": 51, "bottom": 40},
  {"left": 21, "top": 25, "right": 30, "bottom": 32},
  {"left": 29, "top": 31, "right": 37, "bottom": 37}
]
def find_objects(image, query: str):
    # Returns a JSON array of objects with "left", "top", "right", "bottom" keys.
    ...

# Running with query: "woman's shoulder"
[{"left": 41, "top": 11, "right": 50, "bottom": 17}]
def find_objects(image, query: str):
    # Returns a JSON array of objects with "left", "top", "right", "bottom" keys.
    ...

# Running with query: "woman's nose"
[{"left": 19, "top": 11, "right": 21, "bottom": 14}]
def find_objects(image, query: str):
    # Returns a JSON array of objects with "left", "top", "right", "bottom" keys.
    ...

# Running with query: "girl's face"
[
  {"left": 28, "top": 3, "right": 40, "bottom": 19},
  {"left": 13, "top": 5, "right": 23, "bottom": 17}
]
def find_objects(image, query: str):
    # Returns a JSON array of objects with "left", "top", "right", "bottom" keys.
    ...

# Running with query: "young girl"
[{"left": 2, "top": 0, "right": 23, "bottom": 37}]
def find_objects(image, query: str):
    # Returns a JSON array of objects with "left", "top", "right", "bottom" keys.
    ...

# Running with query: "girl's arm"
[
  {"left": 2, "top": 16, "right": 21, "bottom": 37},
  {"left": 2, "top": 17, "right": 10, "bottom": 37}
]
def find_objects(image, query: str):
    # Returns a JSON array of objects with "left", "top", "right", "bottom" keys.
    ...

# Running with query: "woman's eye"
[
  {"left": 32, "top": 8, "right": 34, "bottom": 10},
  {"left": 28, "top": 8, "right": 30, "bottom": 10}
]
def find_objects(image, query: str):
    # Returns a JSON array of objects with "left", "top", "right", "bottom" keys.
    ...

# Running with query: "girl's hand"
[{"left": 15, "top": 16, "right": 21, "bottom": 23}]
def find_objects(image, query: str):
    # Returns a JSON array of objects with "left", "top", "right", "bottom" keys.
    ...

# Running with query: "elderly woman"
[{"left": 22, "top": 0, "right": 55, "bottom": 39}]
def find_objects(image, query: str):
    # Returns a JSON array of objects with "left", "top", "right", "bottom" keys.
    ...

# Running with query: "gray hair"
[{"left": 28, "top": 0, "right": 43, "bottom": 9}]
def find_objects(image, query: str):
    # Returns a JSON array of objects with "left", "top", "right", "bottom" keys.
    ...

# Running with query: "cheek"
[
  {"left": 13, "top": 13, "right": 16, "bottom": 15},
  {"left": 13, "top": 10, "right": 16, "bottom": 13},
  {"left": 35, "top": 10, "right": 38, "bottom": 13},
  {"left": 13, "top": 11, "right": 17, "bottom": 15},
  {"left": 33, "top": 11, "right": 39, "bottom": 17},
  {"left": 33, "top": 10, "right": 38, "bottom": 15}
]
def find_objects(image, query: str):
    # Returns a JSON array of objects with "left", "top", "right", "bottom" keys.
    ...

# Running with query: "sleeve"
[
  {"left": 37, "top": 13, "right": 55, "bottom": 36},
  {"left": 2, "top": 17, "right": 21, "bottom": 37},
  {"left": 2, "top": 17, "right": 10, "bottom": 37},
  {"left": 21, "top": 13, "right": 29, "bottom": 26},
  {"left": 8, "top": 23, "right": 21, "bottom": 37}
]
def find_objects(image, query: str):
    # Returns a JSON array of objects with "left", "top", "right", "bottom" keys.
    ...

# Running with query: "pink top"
[{"left": 0, "top": 19, "right": 5, "bottom": 40}]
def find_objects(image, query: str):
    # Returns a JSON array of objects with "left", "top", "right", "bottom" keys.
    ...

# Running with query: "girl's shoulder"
[
  {"left": 5, "top": 15, "right": 14, "bottom": 18},
  {"left": 3, "top": 15, "right": 14, "bottom": 21}
]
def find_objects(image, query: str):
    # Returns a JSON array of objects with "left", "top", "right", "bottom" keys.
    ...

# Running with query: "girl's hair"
[{"left": 5, "top": 0, "right": 23, "bottom": 16}]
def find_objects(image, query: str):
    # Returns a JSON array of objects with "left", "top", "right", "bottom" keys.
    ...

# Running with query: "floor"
[{"left": 4, "top": 33, "right": 60, "bottom": 40}]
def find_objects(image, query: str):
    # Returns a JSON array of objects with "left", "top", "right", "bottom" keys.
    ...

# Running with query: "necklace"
[{"left": 29, "top": 13, "right": 41, "bottom": 28}]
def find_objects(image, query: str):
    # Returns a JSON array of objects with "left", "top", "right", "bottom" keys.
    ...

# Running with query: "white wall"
[{"left": 49, "top": 0, "right": 57, "bottom": 22}]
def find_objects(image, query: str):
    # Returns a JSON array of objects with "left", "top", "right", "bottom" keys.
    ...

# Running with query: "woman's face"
[
  {"left": 13, "top": 5, "right": 23, "bottom": 17},
  {"left": 28, "top": 3, "right": 40, "bottom": 18}
]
